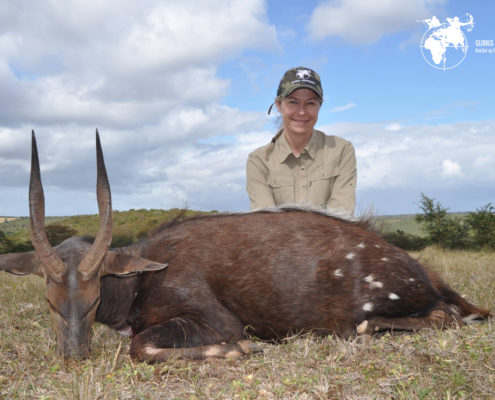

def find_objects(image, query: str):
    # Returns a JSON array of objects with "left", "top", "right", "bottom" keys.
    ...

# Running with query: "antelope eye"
[
  {"left": 82, "top": 297, "right": 100, "bottom": 319},
  {"left": 46, "top": 296, "right": 100, "bottom": 321},
  {"left": 46, "top": 298, "right": 68, "bottom": 324}
]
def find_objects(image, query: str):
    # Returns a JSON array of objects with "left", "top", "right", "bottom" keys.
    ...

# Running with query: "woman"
[{"left": 246, "top": 66, "right": 357, "bottom": 216}]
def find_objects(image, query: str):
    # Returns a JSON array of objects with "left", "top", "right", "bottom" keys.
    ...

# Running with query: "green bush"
[
  {"left": 45, "top": 224, "right": 78, "bottom": 246},
  {"left": 466, "top": 203, "right": 495, "bottom": 250},
  {"left": 415, "top": 193, "right": 469, "bottom": 249},
  {"left": 11, "top": 240, "right": 34, "bottom": 252},
  {"left": 0, "top": 230, "right": 13, "bottom": 254},
  {"left": 111, "top": 234, "right": 134, "bottom": 247},
  {"left": 382, "top": 230, "right": 430, "bottom": 251}
]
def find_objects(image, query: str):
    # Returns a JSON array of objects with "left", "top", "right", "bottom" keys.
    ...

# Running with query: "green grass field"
[
  {"left": 374, "top": 214, "right": 426, "bottom": 237},
  {"left": 1, "top": 247, "right": 494, "bottom": 399},
  {"left": 0, "top": 209, "right": 211, "bottom": 249}
]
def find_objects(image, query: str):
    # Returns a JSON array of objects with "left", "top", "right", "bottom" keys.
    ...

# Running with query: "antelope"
[{"left": 0, "top": 132, "right": 490, "bottom": 362}]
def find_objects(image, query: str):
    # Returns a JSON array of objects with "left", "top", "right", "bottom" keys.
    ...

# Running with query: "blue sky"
[
  {"left": 222, "top": 0, "right": 494, "bottom": 125},
  {"left": 0, "top": 0, "right": 494, "bottom": 217}
]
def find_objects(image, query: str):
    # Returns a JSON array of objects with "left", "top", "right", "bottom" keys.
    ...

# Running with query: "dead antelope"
[{"left": 0, "top": 131, "right": 490, "bottom": 362}]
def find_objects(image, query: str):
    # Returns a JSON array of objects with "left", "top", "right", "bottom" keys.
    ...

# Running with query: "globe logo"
[{"left": 420, "top": 13, "right": 474, "bottom": 71}]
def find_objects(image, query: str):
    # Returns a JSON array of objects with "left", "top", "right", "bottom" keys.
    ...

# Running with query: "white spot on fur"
[
  {"left": 362, "top": 302, "right": 374, "bottom": 312},
  {"left": 364, "top": 274, "right": 383, "bottom": 289},
  {"left": 345, "top": 252, "right": 356, "bottom": 260},
  {"left": 356, "top": 242, "right": 365, "bottom": 249},
  {"left": 117, "top": 326, "right": 133, "bottom": 337},
  {"left": 356, "top": 320, "right": 368, "bottom": 334},
  {"left": 381, "top": 257, "right": 389, "bottom": 262},
  {"left": 204, "top": 345, "right": 224, "bottom": 358},
  {"left": 143, "top": 346, "right": 160, "bottom": 356},
  {"left": 462, "top": 314, "right": 484, "bottom": 324},
  {"left": 388, "top": 293, "right": 400, "bottom": 300},
  {"left": 408, "top": 278, "right": 415, "bottom": 282},
  {"left": 334, "top": 269, "right": 344, "bottom": 278},
  {"left": 374, "top": 244, "right": 380, "bottom": 248}
]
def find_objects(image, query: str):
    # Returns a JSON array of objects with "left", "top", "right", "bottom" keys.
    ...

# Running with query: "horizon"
[{"left": 0, "top": 208, "right": 477, "bottom": 219}]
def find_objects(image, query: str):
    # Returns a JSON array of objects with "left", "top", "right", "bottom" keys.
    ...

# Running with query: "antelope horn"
[
  {"left": 78, "top": 129, "right": 113, "bottom": 280},
  {"left": 29, "top": 130, "right": 65, "bottom": 282}
]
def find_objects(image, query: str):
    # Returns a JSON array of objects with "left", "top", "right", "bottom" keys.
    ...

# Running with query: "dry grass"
[
  {"left": 0, "top": 217, "right": 20, "bottom": 224},
  {"left": 1, "top": 248, "right": 494, "bottom": 399}
]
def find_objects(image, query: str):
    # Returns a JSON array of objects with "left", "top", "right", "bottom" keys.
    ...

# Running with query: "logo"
[
  {"left": 295, "top": 69, "right": 312, "bottom": 79},
  {"left": 420, "top": 13, "right": 474, "bottom": 71},
  {"left": 475, "top": 39, "right": 495, "bottom": 54}
]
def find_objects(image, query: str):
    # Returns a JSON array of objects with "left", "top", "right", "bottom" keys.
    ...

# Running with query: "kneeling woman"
[{"left": 246, "top": 67, "right": 357, "bottom": 216}]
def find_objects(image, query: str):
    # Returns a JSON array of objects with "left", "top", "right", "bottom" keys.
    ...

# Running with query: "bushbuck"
[{"left": 0, "top": 132, "right": 490, "bottom": 362}]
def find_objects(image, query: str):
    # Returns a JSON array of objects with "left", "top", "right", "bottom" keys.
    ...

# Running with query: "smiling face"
[{"left": 276, "top": 88, "right": 321, "bottom": 140}]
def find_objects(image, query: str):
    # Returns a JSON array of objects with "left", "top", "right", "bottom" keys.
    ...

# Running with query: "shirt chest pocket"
[
  {"left": 268, "top": 175, "right": 295, "bottom": 205},
  {"left": 309, "top": 164, "right": 339, "bottom": 206}
]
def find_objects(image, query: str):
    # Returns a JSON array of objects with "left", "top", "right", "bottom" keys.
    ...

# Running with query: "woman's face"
[{"left": 276, "top": 88, "right": 321, "bottom": 138}]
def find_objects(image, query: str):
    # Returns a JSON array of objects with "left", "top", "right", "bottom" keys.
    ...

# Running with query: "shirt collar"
[{"left": 276, "top": 129, "right": 318, "bottom": 163}]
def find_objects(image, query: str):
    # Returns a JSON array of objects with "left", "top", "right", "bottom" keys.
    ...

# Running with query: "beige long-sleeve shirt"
[{"left": 246, "top": 130, "right": 357, "bottom": 215}]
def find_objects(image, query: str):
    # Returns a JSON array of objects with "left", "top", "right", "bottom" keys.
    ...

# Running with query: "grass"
[
  {"left": 0, "top": 217, "right": 20, "bottom": 224},
  {"left": 375, "top": 214, "right": 426, "bottom": 237},
  {"left": 0, "top": 209, "right": 211, "bottom": 249},
  {"left": 375, "top": 212, "right": 471, "bottom": 238},
  {"left": 1, "top": 247, "right": 494, "bottom": 399}
]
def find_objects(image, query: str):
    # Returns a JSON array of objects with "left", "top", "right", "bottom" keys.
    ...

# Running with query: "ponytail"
[{"left": 265, "top": 130, "right": 283, "bottom": 160}]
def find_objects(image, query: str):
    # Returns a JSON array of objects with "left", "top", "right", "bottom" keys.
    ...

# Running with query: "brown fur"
[{"left": 93, "top": 208, "right": 490, "bottom": 362}]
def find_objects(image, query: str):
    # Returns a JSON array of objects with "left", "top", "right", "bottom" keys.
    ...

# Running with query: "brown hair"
[{"left": 264, "top": 130, "right": 283, "bottom": 160}]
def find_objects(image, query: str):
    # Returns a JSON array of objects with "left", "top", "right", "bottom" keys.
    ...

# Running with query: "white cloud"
[
  {"left": 0, "top": 0, "right": 277, "bottom": 128},
  {"left": 385, "top": 123, "right": 402, "bottom": 132},
  {"left": 441, "top": 159, "right": 462, "bottom": 177},
  {"left": 2, "top": 119, "right": 494, "bottom": 216},
  {"left": 307, "top": 0, "right": 447, "bottom": 44},
  {"left": 318, "top": 120, "right": 495, "bottom": 190},
  {"left": 0, "top": 106, "right": 268, "bottom": 215},
  {"left": 0, "top": 0, "right": 280, "bottom": 216},
  {"left": 330, "top": 103, "right": 356, "bottom": 112},
  {"left": 115, "top": 0, "right": 277, "bottom": 74},
  {"left": 316, "top": 120, "right": 495, "bottom": 213},
  {"left": 473, "top": 155, "right": 492, "bottom": 168}
]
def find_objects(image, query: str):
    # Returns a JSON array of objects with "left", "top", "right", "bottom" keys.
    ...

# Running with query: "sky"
[{"left": 0, "top": 0, "right": 494, "bottom": 217}]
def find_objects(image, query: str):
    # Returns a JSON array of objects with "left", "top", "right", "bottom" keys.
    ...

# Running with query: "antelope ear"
[
  {"left": 101, "top": 251, "right": 168, "bottom": 277},
  {"left": 0, "top": 251, "right": 44, "bottom": 277}
]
